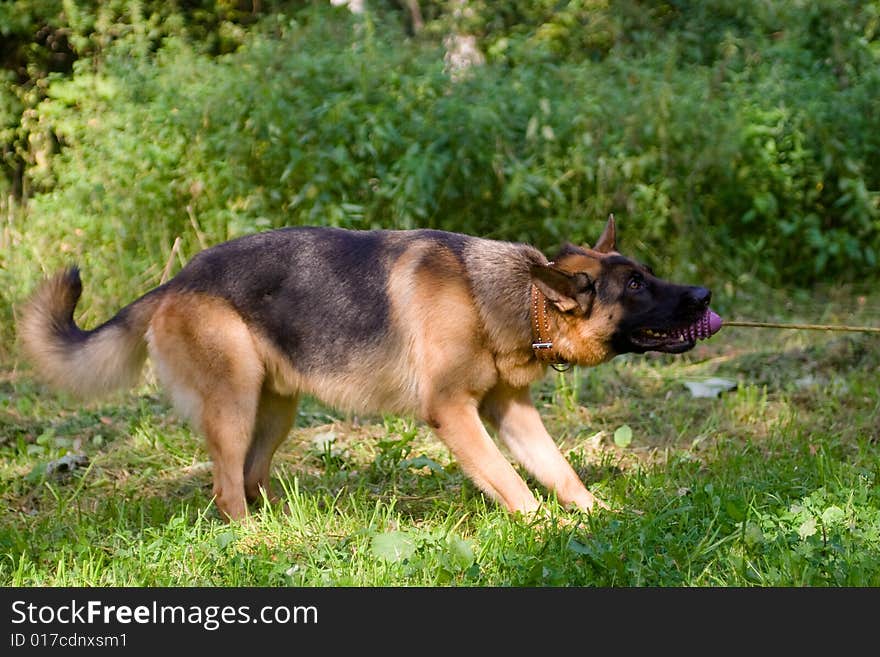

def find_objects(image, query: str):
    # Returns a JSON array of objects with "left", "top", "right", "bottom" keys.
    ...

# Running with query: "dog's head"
[{"left": 529, "top": 216, "right": 720, "bottom": 365}]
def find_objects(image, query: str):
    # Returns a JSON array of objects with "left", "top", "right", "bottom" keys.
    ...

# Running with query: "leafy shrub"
[{"left": 3, "top": 2, "right": 880, "bottom": 355}]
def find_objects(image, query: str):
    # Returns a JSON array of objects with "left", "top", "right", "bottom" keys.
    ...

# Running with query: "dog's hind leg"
[
  {"left": 244, "top": 388, "right": 299, "bottom": 504},
  {"left": 201, "top": 393, "right": 259, "bottom": 521},
  {"left": 481, "top": 382, "right": 607, "bottom": 513},
  {"left": 148, "top": 293, "right": 264, "bottom": 521}
]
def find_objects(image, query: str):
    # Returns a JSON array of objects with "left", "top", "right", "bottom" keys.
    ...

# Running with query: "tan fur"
[
  {"left": 253, "top": 334, "right": 415, "bottom": 415},
  {"left": 481, "top": 383, "right": 604, "bottom": 510},
  {"left": 18, "top": 270, "right": 157, "bottom": 398},
  {"left": 461, "top": 238, "right": 547, "bottom": 387},
  {"left": 541, "top": 251, "right": 617, "bottom": 367},
  {"left": 394, "top": 245, "right": 548, "bottom": 513},
  {"left": 252, "top": 309, "right": 416, "bottom": 416},
  {"left": 430, "top": 396, "right": 540, "bottom": 513},
  {"left": 244, "top": 388, "right": 299, "bottom": 503},
  {"left": 405, "top": 244, "right": 498, "bottom": 412},
  {"left": 551, "top": 312, "right": 618, "bottom": 367},
  {"left": 147, "top": 293, "right": 265, "bottom": 519}
]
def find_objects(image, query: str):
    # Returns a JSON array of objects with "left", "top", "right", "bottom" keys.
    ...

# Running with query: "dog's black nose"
[{"left": 690, "top": 286, "right": 711, "bottom": 308}]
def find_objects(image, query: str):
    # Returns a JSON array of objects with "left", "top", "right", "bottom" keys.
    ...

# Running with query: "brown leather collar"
[{"left": 530, "top": 283, "right": 569, "bottom": 367}]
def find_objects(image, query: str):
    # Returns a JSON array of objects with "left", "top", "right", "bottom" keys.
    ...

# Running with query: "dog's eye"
[{"left": 627, "top": 275, "right": 644, "bottom": 291}]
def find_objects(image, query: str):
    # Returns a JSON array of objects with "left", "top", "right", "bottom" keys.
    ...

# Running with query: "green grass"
[{"left": 2, "top": 287, "right": 879, "bottom": 586}]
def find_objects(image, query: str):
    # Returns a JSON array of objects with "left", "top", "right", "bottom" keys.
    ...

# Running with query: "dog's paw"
[
  {"left": 520, "top": 504, "right": 598, "bottom": 532},
  {"left": 569, "top": 489, "right": 613, "bottom": 514}
]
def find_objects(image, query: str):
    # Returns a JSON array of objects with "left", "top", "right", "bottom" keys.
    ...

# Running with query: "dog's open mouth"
[{"left": 631, "top": 308, "right": 723, "bottom": 353}]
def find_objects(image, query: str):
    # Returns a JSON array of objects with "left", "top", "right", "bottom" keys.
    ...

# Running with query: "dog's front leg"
[
  {"left": 426, "top": 395, "right": 540, "bottom": 515},
  {"left": 481, "top": 383, "right": 607, "bottom": 513}
]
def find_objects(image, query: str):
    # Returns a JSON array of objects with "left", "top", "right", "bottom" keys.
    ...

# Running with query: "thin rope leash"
[{"left": 724, "top": 320, "right": 880, "bottom": 334}]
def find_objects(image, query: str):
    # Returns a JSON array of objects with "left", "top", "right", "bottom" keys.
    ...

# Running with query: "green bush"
[
  {"left": 3, "top": 1, "right": 880, "bottom": 355},
  {"left": 0, "top": 0, "right": 303, "bottom": 199}
]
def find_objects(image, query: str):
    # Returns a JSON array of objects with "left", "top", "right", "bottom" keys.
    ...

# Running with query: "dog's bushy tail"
[{"left": 18, "top": 267, "right": 163, "bottom": 399}]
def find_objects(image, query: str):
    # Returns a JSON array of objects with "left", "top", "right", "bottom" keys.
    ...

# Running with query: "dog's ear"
[
  {"left": 593, "top": 214, "right": 617, "bottom": 253},
  {"left": 555, "top": 241, "right": 587, "bottom": 259},
  {"left": 530, "top": 264, "right": 595, "bottom": 315}
]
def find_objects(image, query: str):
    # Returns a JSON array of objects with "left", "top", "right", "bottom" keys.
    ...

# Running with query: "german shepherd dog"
[{"left": 19, "top": 216, "right": 721, "bottom": 520}]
